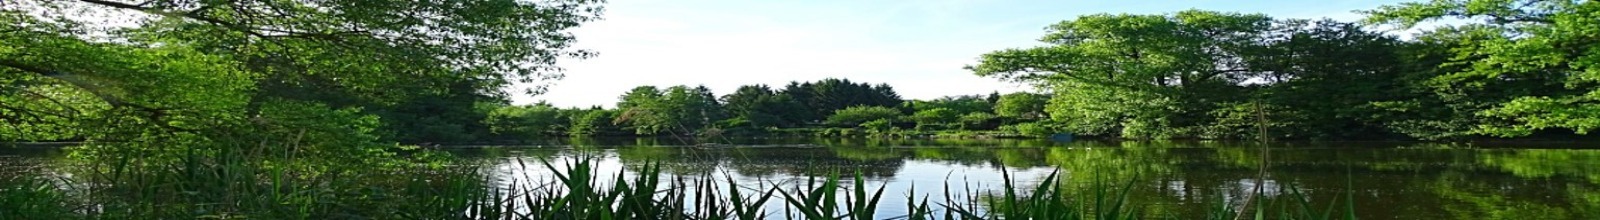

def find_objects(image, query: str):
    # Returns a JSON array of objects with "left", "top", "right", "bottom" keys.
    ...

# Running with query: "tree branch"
[
  {"left": 1, "top": 59, "right": 130, "bottom": 108},
  {"left": 78, "top": 0, "right": 272, "bottom": 39},
  {"left": 0, "top": 60, "right": 63, "bottom": 77},
  {"left": 74, "top": 0, "right": 144, "bottom": 10},
  {"left": 17, "top": 88, "right": 84, "bottom": 116},
  {"left": 184, "top": 4, "right": 215, "bottom": 16}
]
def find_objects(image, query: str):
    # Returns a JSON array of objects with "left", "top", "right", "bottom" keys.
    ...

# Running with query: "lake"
[{"left": 5, "top": 138, "right": 1600, "bottom": 219}]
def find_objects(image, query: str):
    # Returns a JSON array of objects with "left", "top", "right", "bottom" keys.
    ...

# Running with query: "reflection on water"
[{"left": 7, "top": 139, "right": 1600, "bottom": 219}]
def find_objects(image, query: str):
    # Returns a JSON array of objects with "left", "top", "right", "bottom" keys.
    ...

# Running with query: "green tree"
[
  {"left": 958, "top": 112, "right": 999, "bottom": 130},
  {"left": 781, "top": 78, "right": 903, "bottom": 124},
  {"left": 1363, "top": 0, "right": 1600, "bottom": 137},
  {"left": 969, "top": 10, "right": 1271, "bottom": 138},
  {"left": 614, "top": 85, "right": 724, "bottom": 135},
  {"left": 483, "top": 102, "right": 568, "bottom": 139},
  {"left": 860, "top": 119, "right": 894, "bottom": 132},
  {"left": 568, "top": 108, "right": 620, "bottom": 137},
  {"left": 1216, "top": 19, "right": 1409, "bottom": 139},
  {"left": 662, "top": 85, "right": 723, "bottom": 130},
  {"left": 373, "top": 79, "right": 504, "bottom": 143},
  {"left": 994, "top": 92, "right": 1049, "bottom": 120},
  {"left": 902, "top": 95, "right": 992, "bottom": 115},
  {"left": 616, "top": 86, "right": 670, "bottom": 135},
  {"left": 721, "top": 84, "right": 805, "bottom": 127},
  {"left": 1, "top": 0, "right": 601, "bottom": 148},
  {"left": 911, "top": 108, "right": 960, "bottom": 130}
]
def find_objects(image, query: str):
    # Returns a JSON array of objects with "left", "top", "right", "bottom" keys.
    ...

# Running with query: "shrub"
[
  {"left": 825, "top": 106, "right": 902, "bottom": 127},
  {"left": 1013, "top": 122, "right": 1060, "bottom": 137}
]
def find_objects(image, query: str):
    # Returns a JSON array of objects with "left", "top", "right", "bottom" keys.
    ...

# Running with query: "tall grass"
[
  {"left": 0, "top": 173, "right": 77, "bottom": 219},
  {"left": 0, "top": 151, "right": 1355, "bottom": 220},
  {"left": 0, "top": 143, "right": 491, "bottom": 219},
  {"left": 389, "top": 157, "right": 1360, "bottom": 220}
]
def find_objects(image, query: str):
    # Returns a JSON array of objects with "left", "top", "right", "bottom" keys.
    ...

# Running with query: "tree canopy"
[
  {"left": 1, "top": 0, "right": 603, "bottom": 148},
  {"left": 1363, "top": 0, "right": 1600, "bottom": 137},
  {"left": 967, "top": 6, "right": 1598, "bottom": 140}
]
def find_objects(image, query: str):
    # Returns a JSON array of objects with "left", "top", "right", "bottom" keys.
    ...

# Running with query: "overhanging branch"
[
  {"left": 78, "top": 0, "right": 273, "bottom": 39},
  {"left": 0, "top": 60, "right": 63, "bottom": 77}
]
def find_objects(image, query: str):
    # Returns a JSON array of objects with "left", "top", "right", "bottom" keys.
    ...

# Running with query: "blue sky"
[{"left": 516, "top": 0, "right": 1417, "bottom": 108}]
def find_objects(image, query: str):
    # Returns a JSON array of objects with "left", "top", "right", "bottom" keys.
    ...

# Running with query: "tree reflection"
[
  {"left": 1428, "top": 171, "right": 1600, "bottom": 219},
  {"left": 60, "top": 137, "right": 1590, "bottom": 219},
  {"left": 1479, "top": 149, "right": 1600, "bottom": 184}
]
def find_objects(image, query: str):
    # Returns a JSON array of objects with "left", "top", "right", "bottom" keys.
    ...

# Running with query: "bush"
[
  {"left": 860, "top": 119, "right": 893, "bottom": 132},
  {"left": 1013, "top": 122, "right": 1060, "bottom": 137},
  {"left": 911, "top": 108, "right": 960, "bottom": 130},
  {"left": 959, "top": 112, "right": 999, "bottom": 130},
  {"left": 836, "top": 128, "right": 858, "bottom": 137},
  {"left": 825, "top": 106, "right": 902, "bottom": 126}
]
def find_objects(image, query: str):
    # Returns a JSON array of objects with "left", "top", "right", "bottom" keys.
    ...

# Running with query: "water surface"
[{"left": 5, "top": 139, "right": 1599, "bottom": 219}]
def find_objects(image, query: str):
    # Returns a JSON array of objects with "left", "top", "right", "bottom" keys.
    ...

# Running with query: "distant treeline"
[{"left": 477, "top": 78, "right": 1055, "bottom": 140}]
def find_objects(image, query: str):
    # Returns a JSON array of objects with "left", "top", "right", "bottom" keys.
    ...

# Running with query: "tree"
[
  {"left": 969, "top": 10, "right": 1271, "bottom": 138},
  {"left": 721, "top": 84, "right": 805, "bottom": 127},
  {"left": 662, "top": 85, "right": 723, "bottom": 130},
  {"left": 1225, "top": 19, "right": 1409, "bottom": 139},
  {"left": 616, "top": 86, "right": 671, "bottom": 135},
  {"left": 374, "top": 79, "right": 504, "bottom": 143},
  {"left": 911, "top": 108, "right": 960, "bottom": 130},
  {"left": 614, "top": 85, "right": 724, "bottom": 135},
  {"left": 994, "top": 92, "right": 1048, "bottom": 120},
  {"left": 1364, "top": 0, "right": 1600, "bottom": 137},
  {"left": 568, "top": 108, "right": 621, "bottom": 137},
  {"left": 958, "top": 112, "right": 999, "bottom": 130},
  {"left": 483, "top": 103, "right": 567, "bottom": 139},
  {"left": 824, "top": 106, "right": 902, "bottom": 127},
  {"left": 902, "top": 95, "right": 992, "bottom": 115},
  {"left": 0, "top": 0, "right": 602, "bottom": 148},
  {"left": 781, "top": 78, "right": 903, "bottom": 123},
  {"left": 967, "top": 10, "right": 1456, "bottom": 140},
  {"left": 860, "top": 119, "right": 894, "bottom": 132}
]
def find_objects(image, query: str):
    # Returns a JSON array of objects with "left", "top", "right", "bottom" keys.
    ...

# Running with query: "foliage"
[
  {"left": 994, "top": 92, "right": 1049, "bottom": 120},
  {"left": 0, "top": 172, "right": 75, "bottom": 219},
  {"left": 1, "top": 0, "right": 602, "bottom": 147},
  {"left": 861, "top": 119, "right": 894, "bottom": 132},
  {"left": 615, "top": 85, "right": 724, "bottom": 136},
  {"left": 825, "top": 106, "right": 904, "bottom": 127},
  {"left": 1363, "top": 0, "right": 1600, "bottom": 137},
  {"left": 1, "top": 0, "right": 606, "bottom": 217},
  {"left": 1005, "top": 121, "right": 1062, "bottom": 137},
  {"left": 484, "top": 102, "right": 569, "bottom": 139},
  {"left": 2, "top": 135, "right": 477, "bottom": 219},
  {"left": 617, "top": 86, "right": 671, "bottom": 135},
  {"left": 958, "top": 112, "right": 999, "bottom": 130},
  {"left": 722, "top": 85, "right": 807, "bottom": 128},
  {"left": 902, "top": 95, "right": 992, "bottom": 114},
  {"left": 962, "top": 5, "right": 1600, "bottom": 140},
  {"left": 910, "top": 108, "right": 961, "bottom": 130},
  {"left": 781, "top": 78, "right": 904, "bottom": 123},
  {"left": 969, "top": 10, "right": 1273, "bottom": 138},
  {"left": 568, "top": 108, "right": 623, "bottom": 137},
  {"left": 372, "top": 82, "right": 502, "bottom": 143}
]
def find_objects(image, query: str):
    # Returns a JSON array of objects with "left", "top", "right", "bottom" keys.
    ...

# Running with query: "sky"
[{"left": 515, "top": 0, "right": 1417, "bottom": 108}]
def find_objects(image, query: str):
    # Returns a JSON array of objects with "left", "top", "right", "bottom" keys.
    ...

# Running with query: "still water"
[{"left": 6, "top": 138, "right": 1600, "bottom": 219}]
